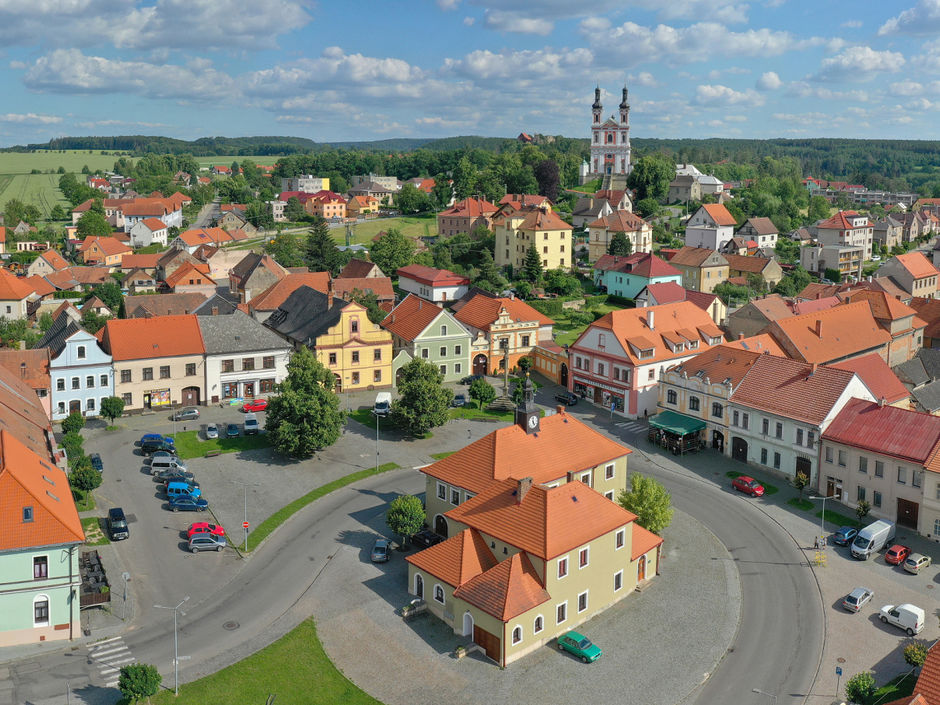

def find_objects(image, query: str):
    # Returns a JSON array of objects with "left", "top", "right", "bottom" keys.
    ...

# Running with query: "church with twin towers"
[{"left": 581, "top": 86, "right": 633, "bottom": 186}]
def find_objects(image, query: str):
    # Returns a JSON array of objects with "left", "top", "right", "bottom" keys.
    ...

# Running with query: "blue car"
[
  {"left": 833, "top": 526, "right": 858, "bottom": 546},
  {"left": 140, "top": 433, "right": 176, "bottom": 455},
  {"left": 168, "top": 496, "right": 208, "bottom": 512}
]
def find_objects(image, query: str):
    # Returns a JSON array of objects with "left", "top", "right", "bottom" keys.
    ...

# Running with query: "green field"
[
  {"left": 194, "top": 155, "right": 280, "bottom": 168},
  {"left": 0, "top": 173, "right": 70, "bottom": 217},
  {"left": 341, "top": 215, "right": 437, "bottom": 245},
  {"left": 0, "top": 150, "right": 124, "bottom": 174}
]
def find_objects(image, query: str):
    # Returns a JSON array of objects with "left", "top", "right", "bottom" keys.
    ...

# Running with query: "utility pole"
[{"left": 153, "top": 596, "right": 189, "bottom": 696}]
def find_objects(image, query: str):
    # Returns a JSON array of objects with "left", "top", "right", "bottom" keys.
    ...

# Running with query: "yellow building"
[
  {"left": 493, "top": 204, "right": 574, "bottom": 272},
  {"left": 264, "top": 284, "right": 392, "bottom": 391}
]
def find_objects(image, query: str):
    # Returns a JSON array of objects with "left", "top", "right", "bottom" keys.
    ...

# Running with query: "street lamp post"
[
  {"left": 809, "top": 493, "right": 830, "bottom": 545},
  {"left": 232, "top": 480, "right": 261, "bottom": 553},
  {"left": 752, "top": 687, "right": 778, "bottom": 704},
  {"left": 121, "top": 571, "right": 130, "bottom": 621},
  {"left": 374, "top": 410, "right": 379, "bottom": 472},
  {"left": 153, "top": 596, "right": 189, "bottom": 696}
]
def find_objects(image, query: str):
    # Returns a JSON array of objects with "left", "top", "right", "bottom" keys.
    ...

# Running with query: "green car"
[{"left": 557, "top": 631, "right": 602, "bottom": 662}]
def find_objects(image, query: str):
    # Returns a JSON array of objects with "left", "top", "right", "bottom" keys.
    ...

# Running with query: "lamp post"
[
  {"left": 153, "top": 596, "right": 189, "bottom": 696},
  {"left": 809, "top": 493, "right": 830, "bottom": 545},
  {"left": 752, "top": 688, "right": 778, "bottom": 704},
  {"left": 232, "top": 480, "right": 261, "bottom": 553},
  {"left": 121, "top": 571, "right": 130, "bottom": 621},
  {"left": 374, "top": 410, "right": 379, "bottom": 472}
]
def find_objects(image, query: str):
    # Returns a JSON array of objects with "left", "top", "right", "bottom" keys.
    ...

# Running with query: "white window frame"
[
  {"left": 577, "top": 590, "right": 589, "bottom": 613},
  {"left": 556, "top": 601, "right": 567, "bottom": 625},
  {"left": 615, "top": 529, "right": 625, "bottom": 550},
  {"left": 557, "top": 556, "right": 568, "bottom": 579},
  {"left": 533, "top": 614, "right": 544, "bottom": 634},
  {"left": 580, "top": 472, "right": 591, "bottom": 487},
  {"left": 605, "top": 490, "right": 614, "bottom": 501},
  {"left": 436, "top": 482, "right": 446, "bottom": 500},
  {"left": 511, "top": 626, "right": 522, "bottom": 645},
  {"left": 614, "top": 570, "right": 624, "bottom": 592},
  {"left": 605, "top": 463, "right": 615, "bottom": 480},
  {"left": 433, "top": 584, "right": 445, "bottom": 604},
  {"left": 32, "top": 594, "right": 50, "bottom": 627},
  {"left": 579, "top": 546, "right": 589, "bottom": 569}
]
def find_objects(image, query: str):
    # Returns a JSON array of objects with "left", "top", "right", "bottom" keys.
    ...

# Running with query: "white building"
[
  {"left": 37, "top": 316, "right": 114, "bottom": 420},
  {"left": 684, "top": 204, "right": 737, "bottom": 251},
  {"left": 129, "top": 218, "right": 169, "bottom": 248},
  {"left": 280, "top": 175, "right": 329, "bottom": 193},
  {"left": 396, "top": 264, "right": 470, "bottom": 304},
  {"left": 587, "top": 86, "right": 632, "bottom": 179}
]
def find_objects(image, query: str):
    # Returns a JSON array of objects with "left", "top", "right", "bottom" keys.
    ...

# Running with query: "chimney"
[
  {"left": 516, "top": 477, "right": 533, "bottom": 504},
  {"left": 647, "top": 309, "right": 654, "bottom": 329},
  {"left": 814, "top": 319, "right": 822, "bottom": 337},
  {"left": 556, "top": 404, "right": 565, "bottom": 415},
  {"left": 879, "top": 397, "right": 886, "bottom": 407},
  {"left": 810, "top": 362, "right": 818, "bottom": 375},
  {"left": 211, "top": 306, "right": 219, "bottom": 316},
  {"left": 327, "top": 279, "right": 334, "bottom": 308},
  {"left": 738, "top": 332, "right": 743, "bottom": 340}
]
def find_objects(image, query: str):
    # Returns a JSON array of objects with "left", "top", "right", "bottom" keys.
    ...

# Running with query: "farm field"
[
  {"left": 0, "top": 150, "right": 125, "bottom": 174},
  {"left": 340, "top": 215, "right": 437, "bottom": 244},
  {"left": 195, "top": 155, "right": 280, "bottom": 169},
  {"left": 0, "top": 174, "right": 70, "bottom": 218}
]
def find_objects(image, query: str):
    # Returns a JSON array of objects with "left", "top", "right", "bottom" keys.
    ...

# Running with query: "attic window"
[
  {"left": 42, "top": 475, "right": 54, "bottom": 486},
  {"left": 46, "top": 491, "right": 59, "bottom": 502},
  {"left": 23, "top": 506, "right": 33, "bottom": 522}
]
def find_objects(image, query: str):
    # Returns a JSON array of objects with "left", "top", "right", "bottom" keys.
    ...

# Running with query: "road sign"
[
  {"left": 836, "top": 666, "right": 842, "bottom": 676},
  {"left": 242, "top": 521, "right": 250, "bottom": 528}
]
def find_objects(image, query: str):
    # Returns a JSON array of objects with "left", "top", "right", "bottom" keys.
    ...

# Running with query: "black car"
[
  {"left": 156, "top": 470, "right": 198, "bottom": 486},
  {"left": 555, "top": 391, "right": 578, "bottom": 406},
  {"left": 411, "top": 529, "right": 445, "bottom": 548},
  {"left": 89, "top": 453, "right": 103, "bottom": 472},
  {"left": 140, "top": 434, "right": 176, "bottom": 456},
  {"left": 168, "top": 496, "right": 209, "bottom": 512},
  {"left": 460, "top": 374, "right": 483, "bottom": 385},
  {"left": 107, "top": 507, "right": 129, "bottom": 540}
]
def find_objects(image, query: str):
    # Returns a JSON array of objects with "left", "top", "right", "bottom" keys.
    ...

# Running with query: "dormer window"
[{"left": 77, "top": 346, "right": 86, "bottom": 359}]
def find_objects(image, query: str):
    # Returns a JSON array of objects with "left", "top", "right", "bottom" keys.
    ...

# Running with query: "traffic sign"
[
  {"left": 242, "top": 521, "right": 250, "bottom": 528},
  {"left": 836, "top": 666, "right": 842, "bottom": 676}
]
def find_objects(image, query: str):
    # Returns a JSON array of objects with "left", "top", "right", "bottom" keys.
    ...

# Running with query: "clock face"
[{"left": 527, "top": 414, "right": 539, "bottom": 429}]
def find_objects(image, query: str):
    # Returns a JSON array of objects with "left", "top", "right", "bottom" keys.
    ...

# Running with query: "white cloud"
[
  {"left": 693, "top": 84, "right": 765, "bottom": 106},
  {"left": 889, "top": 80, "right": 924, "bottom": 96},
  {"left": 275, "top": 115, "right": 313, "bottom": 123},
  {"left": 631, "top": 71, "right": 658, "bottom": 87},
  {"left": 444, "top": 47, "right": 593, "bottom": 81},
  {"left": 879, "top": 0, "right": 940, "bottom": 35},
  {"left": 437, "top": 0, "right": 460, "bottom": 9},
  {"left": 814, "top": 46, "right": 905, "bottom": 81},
  {"left": 0, "top": 113, "right": 62, "bottom": 124},
  {"left": 483, "top": 9, "right": 553, "bottom": 34},
  {"left": 841, "top": 19, "right": 862, "bottom": 28},
  {"left": 756, "top": 71, "right": 782, "bottom": 90},
  {"left": 911, "top": 38, "right": 940, "bottom": 71},
  {"left": 463, "top": 15, "right": 475, "bottom": 25}
]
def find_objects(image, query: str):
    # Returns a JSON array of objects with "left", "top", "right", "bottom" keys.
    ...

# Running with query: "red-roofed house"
[
  {"left": 455, "top": 294, "right": 554, "bottom": 376},
  {"left": 593, "top": 252, "right": 681, "bottom": 299},
  {"left": 129, "top": 217, "right": 169, "bottom": 248},
  {"left": 569, "top": 301, "right": 726, "bottom": 417},
  {"left": 381, "top": 294, "right": 470, "bottom": 383},
  {"left": 493, "top": 204, "right": 573, "bottom": 271},
  {"left": 838, "top": 289, "right": 926, "bottom": 365},
  {"left": 247, "top": 272, "right": 331, "bottom": 322},
  {"left": 829, "top": 353, "right": 910, "bottom": 407},
  {"left": 397, "top": 264, "right": 470, "bottom": 303},
  {"left": 586, "top": 210, "right": 652, "bottom": 260},
  {"left": 164, "top": 262, "right": 216, "bottom": 296},
  {"left": 0, "top": 269, "right": 38, "bottom": 320},
  {"left": 407, "top": 399, "right": 659, "bottom": 666},
  {"left": 437, "top": 197, "right": 498, "bottom": 237},
  {"left": 634, "top": 282, "right": 727, "bottom": 326},
  {"left": 816, "top": 211, "right": 874, "bottom": 261},
  {"left": 822, "top": 399, "right": 940, "bottom": 534},
  {"left": 345, "top": 194, "right": 380, "bottom": 217},
  {"left": 685, "top": 203, "right": 738, "bottom": 251},
  {"left": 880, "top": 252, "right": 940, "bottom": 300},
  {"left": 27, "top": 249, "right": 70, "bottom": 278}
]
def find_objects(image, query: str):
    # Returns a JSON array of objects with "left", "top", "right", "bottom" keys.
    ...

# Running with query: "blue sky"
[{"left": 1, "top": 0, "right": 940, "bottom": 145}]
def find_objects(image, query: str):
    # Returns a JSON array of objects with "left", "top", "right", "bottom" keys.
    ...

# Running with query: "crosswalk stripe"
[
  {"left": 91, "top": 645, "right": 129, "bottom": 657},
  {"left": 100, "top": 656, "right": 135, "bottom": 667},
  {"left": 105, "top": 680, "right": 118, "bottom": 688},
  {"left": 92, "top": 636, "right": 122, "bottom": 646}
]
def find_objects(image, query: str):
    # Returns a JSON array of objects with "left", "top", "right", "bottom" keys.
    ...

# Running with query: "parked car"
[
  {"left": 140, "top": 434, "right": 176, "bottom": 456},
  {"left": 880, "top": 603, "right": 925, "bottom": 636},
  {"left": 150, "top": 455, "right": 188, "bottom": 475},
  {"left": 554, "top": 391, "right": 578, "bottom": 406},
  {"left": 155, "top": 469, "right": 197, "bottom": 485},
  {"left": 205, "top": 423, "right": 219, "bottom": 440},
  {"left": 411, "top": 529, "right": 445, "bottom": 548},
  {"left": 832, "top": 526, "right": 858, "bottom": 546},
  {"left": 172, "top": 407, "right": 200, "bottom": 422},
  {"left": 885, "top": 544, "right": 911, "bottom": 565},
  {"left": 451, "top": 393, "right": 467, "bottom": 408},
  {"left": 243, "top": 413, "right": 260, "bottom": 435},
  {"left": 188, "top": 534, "right": 226, "bottom": 553},
  {"left": 842, "top": 587, "right": 874, "bottom": 612},
  {"left": 226, "top": 423, "right": 240, "bottom": 438},
  {"left": 243, "top": 399, "right": 268, "bottom": 413},
  {"left": 107, "top": 507, "right": 129, "bottom": 541},
  {"left": 872, "top": 255, "right": 882, "bottom": 261},
  {"left": 188, "top": 522, "right": 225, "bottom": 538},
  {"left": 460, "top": 374, "right": 483, "bottom": 385},
  {"left": 89, "top": 453, "right": 103, "bottom": 472},
  {"left": 904, "top": 553, "right": 932, "bottom": 574},
  {"left": 168, "top": 496, "right": 209, "bottom": 512},
  {"left": 557, "top": 631, "right": 602, "bottom": 663},
  {"left": 731, "top": 475, "right": 765, "bottom": 497},
  {"left": 166, "top": 481, "right": 201, "bottom": 500},
  {"left": 371, "top": 537, "right": 391, "bottom": 562},
  {"left": 150, "top": 449, "right": 180, "bottom": 463}
]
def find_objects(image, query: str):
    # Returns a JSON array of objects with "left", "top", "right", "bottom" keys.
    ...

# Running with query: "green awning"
[{"left": 649, "top": 410, "right": 706, "bottom": 435}]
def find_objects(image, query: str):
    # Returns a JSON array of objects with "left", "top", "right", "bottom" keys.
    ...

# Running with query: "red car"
[
  {"left": 732, "top": 475, "right": 765, "bottom": 497},
  {"left": 187, "top": 522, "right": 226, "bottom": 539},
  {"left": 242, "top": 399, "right": 268, "bottom": 412},
  {"left": 885, "top": 544, "right": 911, "bottom": 565}
]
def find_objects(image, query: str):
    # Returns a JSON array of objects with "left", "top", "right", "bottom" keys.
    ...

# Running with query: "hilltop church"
[{"left": 580, "top": 86, "right": 633, "bottom": 186}]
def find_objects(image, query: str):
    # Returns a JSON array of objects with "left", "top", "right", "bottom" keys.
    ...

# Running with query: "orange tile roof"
[
  {"left": 667, "top": 345, "right": 763, "bottom": 388},
  {"left": 668, "top": 246, "right": 727, "bottom": 267},
  {"left": 338, "top": 259, "right": 381, "bottom": 279},
  {"left": 767, "top": 301, "right": 891, "bottom": 364},
  {"left": 455, "top": 294, "right": 553, "bottom": 330},
  {"left": 249, "top": 272, "right": 331, "bottom": 311},
  {"left": 405, "top": 528, "right": 498, "bottom": 588},
  {"left": 101, "top": 315, "right": 205, "bottom": 360},
  {"left": 724, "top": 254, "right": 775, "bottom": 274},
  {"left": 85, "top": 236, "right": 131, "bottom": 257},
  {"left": 446, "top": 478, "right": 636, "bottom": 559},
  {"left": 895, "top": 252, "right": 939, "bottom": 280},
  {"left": 25, "top": 275, "right": 56, "bottom": 297},
  {"left": 396, "top": 264, "right": 469, "bottom": 287},
  {"left": 499, "top": 194, "right": 549, "bottom": 208},
  {"left": 123, "top": 198, "right": 171, "bottom": 217},
  {"left": 911, "top": 297, "right": 940, "bottom": 340},
  {"left": 0, "top": 349, "right": 50, "bottom": 390},
  {"left": 440, "top": 197, "right": 498, "bottom": 218},
  {"left": 453, "top": 551, "right": 551, "bottom": 621},
  {"left": 516, "top": 207, "right": 572, "bottom": 232},
  {"left": 731, "top": 354, "right": 861, "bottom": 426},
  {"left": 0, "top": 269, "right": 37, "bottom": 300},
  {"left": 165, "top": 262, "right": 215, "bottom": 289},
  {"left": 332, "top": 276, "right": 394, "bottom": 300},
  {"left": 39, "top": 248, "right": 69, "bottom": 271},
  {"left": 587, "top": 210, "right": 647, "bottom": 231},
  {"left": 632, "top": 522, "right": 664, "bottom": 561},
  {"left": 907, "top": 640, "right": 940, "bottom": 705},
  {"left": 797, "top": 282, "right": 841, "bottom": 300},
  {"left": 701, "top": 203, "right": 737, "bottom": 226},
  {"left": 818, "top": 211, "right": 868, "bottom": 230},
  {"left": 176, "top": 228, "right": 233, "bottom": 247},
  {"left": 382, "top": 294, "right": 447, "bottom": 342},
  {"left": 790, "top": 296, "right": 840, "bottom": 316},
  {"left": 0, "top": 430, "right": 83, "bottom": 551},
  {"left": 829, "top": 353, "right": 910, "bottom": 405},
  {"left": 721, "top": 333, "right": 785, "bottom": 357},
  {"left": 140, "top": 217, "right": 167, "bottom": 231},
  {"left": 424, "top": 410, "right": 630, "bottom": 495},
  {"left": 120, "top": 253, "right": 162, "bottom": 270},
  {"left": 839, "top": 289, "right": 918, "bottom": 322}
]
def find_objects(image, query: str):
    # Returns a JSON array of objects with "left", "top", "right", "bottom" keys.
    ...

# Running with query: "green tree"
[
  {"left": 81, "top": 309, "right": 110, "bottom": 334},
  {"left": 905, "top": 642, "right": 929, "bottom": 669},
  {"left": 855, "top": 499, "right": 871, "bottom": 523},
  {"left": 523, "top": 243, "right": 543, "bottom": 282},
  {"left": 807, "top": 195, "right": 830, "bottom": 222},
  {"left": 635, "top": 197, "right": 661, "bottom": 219},
  {"left": 245, "top": 201, "right": 274, "bottom": 230},
  {"left": 713, "top": 281, "right": 751, "bottom": 306},
  {"left": 305, "top": 219, "right": 342, "bottom": 274},
  {"left": 69, "top": 459, "right": 102, "bottom": 492},
  {"left": 617, "top": 473, "right": 674, "bottom": 534},
  {"left": 100, "top": 396, "right": 125, "bottom": 425},
  {"left": 38, "top": 312, "right": 54, "bottom": 333},
  {"left": 844, "top": 672, "right": 876, "bottom": 704},
  {"left": 792, "top": 471, "right": 809, "bottom": 500},
  {"left": 390, "top": 358, "right": 452, "bottom": 437},
  {"left": 346, "top": 288, "right": 387, "bottom": 324},
  {"left": 476, "top": 248, "right": 505, "bottom": 291},
  {"left": 469, "top": 377, "right": 496, "bottom": 409},
  {"left": 49, "top": 204, "right": 66, "bottom": 221},
  {"left": 430, "top": 175, "right": 453, "bottom": 210},
  {"left": 386, "top": 494, "right": 426, "bottom": 545},
  {"left": 88, "top": 280, "right": 123, "bottom": 312},
  {"left": 266, "top": 347, "right": 345, "bottom": 458},
  {"left": 284, "top": 196, "right": 306, "bottom": 222},
  {"left": 607, "top": 231, "right": 633, "bottom": 256},
  {"left": 627, "top": 153, "right": 675, "bottom": 202},
  {"left": 772, "top": 266, "right": 812, "bottom": 297},
  {"left": 76, "top": 210, "right": 112, "bottom": 238},
  {"left": 395, "top": 183, "right": 430, "bottom": 214},
  {"left": 118, "top": 663, "right": 162, "bottom": 704},
  {"left": 264, "top": 230, "right": 306, "bottom": 268},
  {"left": 824, "top": 267, "right": 842, "bottom": 283},
  {"left": 369, "top": 228, "right": 415, "bottom": 275},
  {"left": 534, "top": 159, "right": 560, "bottom": 202},
  {"left": 452, "top": 156, "right": 476, "bottom": 200},
  {"left": 61, "top": 412, "right": 85, "bottom": 435},
  {"left": 61, "top": 431, "right": 84, "bottom": 467}
]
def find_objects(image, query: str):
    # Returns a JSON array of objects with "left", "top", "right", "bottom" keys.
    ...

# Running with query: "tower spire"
[
  {"left": 620, "top": 85, "right": 629, "bottom": 109},
  {"left": 592, "top": 86, "right": 602, "bottom": 110}
]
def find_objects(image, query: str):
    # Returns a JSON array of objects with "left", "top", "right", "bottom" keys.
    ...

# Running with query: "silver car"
[
  {"left": 172, "top": 407, "right": 200, "bottom": 422},
  {"left": 842, "top": 586, "right": 874, "bottom": 612},
  {"left": 371, "top": 537, "right": 391, "bottom": 562},
  {"left": 904, "top": 553, "right": 932, "bottom": 574},
  {"left": 188, "top": 534, "right": 226, "bottom": 553},
  {"left": 205, "top": 423, "right": 219, "bottom": 440}
]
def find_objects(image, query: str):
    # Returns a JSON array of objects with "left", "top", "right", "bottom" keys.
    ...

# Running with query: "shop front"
[
  {"left": 572, "top": 377, "right": 626, "bottom": 414},
  {"left": 648, "top": 410, "right": 706, "bottom": 455},
  {"left": 143, "top": 389, "right": 171, "bottom": 409}
]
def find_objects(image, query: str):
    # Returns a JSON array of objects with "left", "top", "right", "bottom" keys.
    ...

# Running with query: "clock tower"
[{"left": 515, "top": 373, "right": 540, "bottom": 434}]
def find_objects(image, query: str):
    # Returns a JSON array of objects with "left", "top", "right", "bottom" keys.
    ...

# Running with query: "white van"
[
  {"left": 879, "top": 603, "right": 925, "bottom": 636},
  {"left": 851, "top": 519, "right": 896, "bottom": 560},
  {"left": 150, "top": 456, "right": 188, "bottom": 475},
  {"left": 373, "top": 392, "right": 391, "bottom": 417}
]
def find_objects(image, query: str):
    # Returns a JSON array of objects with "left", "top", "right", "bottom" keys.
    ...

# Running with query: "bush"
[
  {"left": 528, "top": 299, "right": 563, "bottom": 317},
  {"left": 118, "top": 663, "right": 162, "bottom": 703},
  {"left": 61, "top": 432, "right": 84, "bottom": 465},
  {"left": 61, "top": 412, "right": 85, "bottom": 435},
  {"left": 69, "top": 461, "right": 102, "bottom": 492},
  {"left": 905, "top": 642, "right": 929, "bottom": 669},
  {"left": 386, "top": 494, "right": 425, "bottom": 544},
  {"left": 844, "top": 671, "right": 876, "bottom": 703}
]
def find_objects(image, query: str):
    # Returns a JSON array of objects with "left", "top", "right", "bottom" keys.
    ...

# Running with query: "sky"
[{"left": 2, "top": 0, "right": 940, "bottom": 146}]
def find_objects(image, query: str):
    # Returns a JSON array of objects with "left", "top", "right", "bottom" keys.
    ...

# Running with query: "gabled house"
[
  {"left": 873, "top": 216, "right": 903, "bottom": 251},
  {"left": 218, "top": 209, "right": 257, "bottom": 234},
  {"left": 838, "top": 289, "right": 925, "bottom": 365},
  {"left": 156, "top": 248, "right": 200, "bottom": 282},
  {"left": 122, "top": 268, "right": 158, "bottom": 294},
  {"left": 879, "top": 252, "right": 939, "bottom": 300},
  {"left": 229, "top": 253, "right": 288, "bottom": 303},
  {"left": 0, "top": 269, "right": 37, "bottom": 320},
  {"left": 585, "top": 210, "right": 652, "bottom": 260},
  {"left": 593, "top": 253, "right": 681, "bottom": 299},
  {"left": 170, "top": 227, "right": 233, "bottom": 254},
  {"left": 164, "top": 262, "right": 216, "bottom": 296},
  {"left": 667, "top": 246, "right": 730, "bottom": 294},
  {"left": 338, "top": 258, "right": 384, "bottom": 279},
  {"left": 568, "top": 301, "right": 726, "bottom": 417},
  {"left": 332, "top": 276, "right": 396, "bottom": 312},
  {"left": 247, "top": 272, "right": 331, "bottom": 323},
  {"left": 80, "top": 236, "right": 131, "bottom": 266},
  {"left": 124, "top": 292, "right": 213, "bottom": 318},
  {"left": 634, "top": 282, "right": 727, "bottom": 326},
  {"left": 723, "top": 254, "right": 784, "bottom": 289},
  {"left": 119, "top": 253, "right": 161, "bottom": 274},
  {"left": 571, "top": 196, "right": 613, "bottom": 230},
  {"left": 493, "top": 204, "right": 573, "bottom": 272},
  {"left": 346, "top": 195, "right": 381, "bottom": 217},
  {"left": 397, "top": 264, "right": 470, "bottom": 304},
  {"left": 815, "top": 211, "right": 873, "bottom": 261},
  {"left": 27, "top": 249, "right": 70, "bottom": 278},
  {"left": 36, "top": 315, "right": 113, "bottom": 420},
  {"left": 305, "top": 190, "right": 346, "bottom": 220},
  {"left": 454, "top": 294, "right": 554, "bottom": 377},
  {"left": 0, "top": 349, "right": 51, "bottom": 418},
  {"left": 381, "top": 294, "right": 471, "bottom": 383},
  {"left": 684, "top": 204, "right": 737, "bottom": 251},
  {"left": 829, "top": 352, "right": 910, "bottom": 408},
  {"left": 735, "top": 217, "right": 778, "bottom": 249},
  {"left": 128, "top": 217, "right": 169, "bottom": 248},
  {"left": 265, "top": 285, "right": 392, "bottom": 392}
]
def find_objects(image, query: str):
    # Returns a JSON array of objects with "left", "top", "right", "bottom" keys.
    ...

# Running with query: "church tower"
[{"left": 587, "top": 86, "right": 633, "bottom": 181}]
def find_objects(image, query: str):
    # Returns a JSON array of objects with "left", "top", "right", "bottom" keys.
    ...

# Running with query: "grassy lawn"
[
  {"left": 724, "top": 470, "right": 779, "bottom": 495},
  {"left": 81, "top": 517, "right": 110, "bottom": 546},
  {"left": 340, "top": 215, "right": 437, "bottom": 245},
  {"left": 0, "top": 150, "right": 126, "bottom": 174},
  {"left": 448, "top": 406, "right": 514, "bottom": 423},
  {"left": 816, "top": 508, "right": 859, "bottom": 528},
  {"left": 167, "top": 430, "right": 271, "bottom": 459},
  {"left": 430, "top": 451, "right": 455, "bottom": 460},
  {"left": 551, "top": 302, "right": 625, "bottom": 347},
  {"left": 787, "top": 497, "right": 814, "bottom": 511},
  {"left": 73, "top": 488, "right": 95, "bottom": 512},
  {"left": 247, "top": 462, "right": 399, "bottom": 550},
  {"left": 864, "top": 671, "right": 916, "bottom": 705},
  {"left": 347, "top": 409, "right": 392, "bottom": 430},
  {"left": 150, "top": 618, "right": 381, "bottom": 705},
  {"left": 568, "top": 178, "right": 602, "bottom": 193}
]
